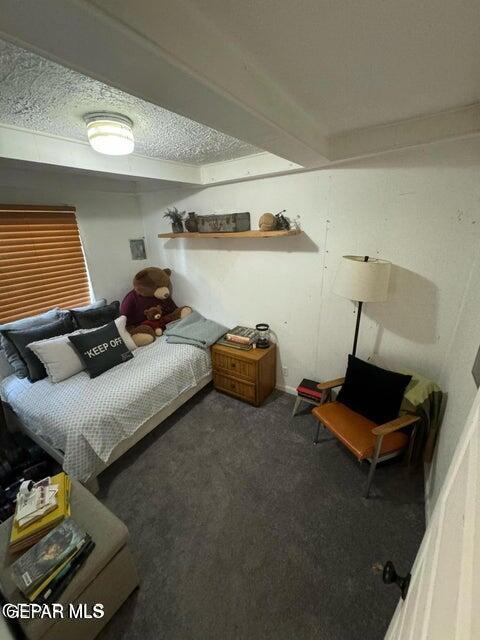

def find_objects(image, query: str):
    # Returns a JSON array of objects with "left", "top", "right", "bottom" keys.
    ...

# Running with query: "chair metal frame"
[{"left": 312, "top": 377, "right": 420, "bottom": 498}]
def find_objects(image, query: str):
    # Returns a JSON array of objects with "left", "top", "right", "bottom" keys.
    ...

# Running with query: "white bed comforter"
[{"left": 0, "top": 338, "right": 211, "bottom": 481}]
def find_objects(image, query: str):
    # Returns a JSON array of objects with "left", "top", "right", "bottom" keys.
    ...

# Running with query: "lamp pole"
[{"left": 351, "top": 255, "right": 369, "bottom": 356}]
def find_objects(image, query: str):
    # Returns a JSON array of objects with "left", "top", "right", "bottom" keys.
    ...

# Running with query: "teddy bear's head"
[
  {"left": 144, "top": 305, "right": 163, "bottom": 321},
  {"left": 133, "top": 267, "right": 172, "bottom": 300}
]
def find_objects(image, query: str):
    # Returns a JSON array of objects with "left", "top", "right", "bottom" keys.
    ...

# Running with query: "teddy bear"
[
  {"left": 142, "top": 305, "right": 183, "bottom": 337},
  {"left": 142, "top": 305, "right": 164, "bottom": 336},
  {"left": 120, "top": 267, "right": 192, "bottom": 346}
]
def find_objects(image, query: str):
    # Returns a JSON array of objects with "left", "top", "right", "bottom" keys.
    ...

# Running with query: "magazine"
[{"left": 11, "top": 518, "right": 86, "bottom": 594}]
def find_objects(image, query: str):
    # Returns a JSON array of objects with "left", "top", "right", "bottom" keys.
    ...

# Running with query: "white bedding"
[{"left": 0, "top": 338, "right": 211, "bottom": 481}]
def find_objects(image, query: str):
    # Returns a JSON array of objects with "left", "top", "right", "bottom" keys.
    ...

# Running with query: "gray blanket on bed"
[{"left": 164, "top": 311, "right": 227, "bottom": 349}]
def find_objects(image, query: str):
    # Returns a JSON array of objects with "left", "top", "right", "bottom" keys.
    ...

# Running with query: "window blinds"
[{"left": 0, "top": 205, "right": 91, "bottom": 324}]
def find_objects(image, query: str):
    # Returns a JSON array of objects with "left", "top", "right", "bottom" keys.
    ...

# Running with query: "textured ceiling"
[{"left": 0, "top": 38, "right": 259, "bottom": 165}]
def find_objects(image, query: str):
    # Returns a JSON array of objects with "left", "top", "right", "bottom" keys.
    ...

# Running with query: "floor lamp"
[{"left": 333, "top": 255, "right": 391, "bottom": 356}]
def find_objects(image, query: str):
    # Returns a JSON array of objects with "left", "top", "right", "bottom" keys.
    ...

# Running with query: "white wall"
[
  {"left": 2, "top": 138, "right": 480, "bottom": 514},
  {"left": 140, "top": 137, "right": 480, "bottom": 510},
  {"left": 0, "top": 168, "right": 147, "bottom": 302},
  {"left": 426, "top": 240, "right": 480, "bottom": 513}
]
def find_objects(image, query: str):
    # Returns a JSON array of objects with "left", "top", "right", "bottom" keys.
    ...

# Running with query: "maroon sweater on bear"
[{"left": 120, "top": 290, "right": 178, "bottom": 327}]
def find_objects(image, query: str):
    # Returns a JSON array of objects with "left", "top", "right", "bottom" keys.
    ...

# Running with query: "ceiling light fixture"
[{"left": 84, "top": 112, "right": 134, "bottom": 156}]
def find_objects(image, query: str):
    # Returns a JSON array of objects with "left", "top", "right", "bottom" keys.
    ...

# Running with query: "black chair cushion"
[{"left": 337, "top": 355, "right": 412, "bottom": 425}]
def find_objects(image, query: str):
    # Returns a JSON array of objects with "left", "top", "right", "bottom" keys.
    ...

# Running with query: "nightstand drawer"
[
  {"left": 211, "top": 342, "right": 275, "bottom": 406},
  {"left": 212, "top": 351, "right": 256, "bottom": 381},
  {"left": 213, "top": 372, "right": 256, "bottom": 403}
]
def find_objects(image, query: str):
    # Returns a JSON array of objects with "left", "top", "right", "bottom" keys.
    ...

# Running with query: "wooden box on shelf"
[{"left": 211, "top": 342, "right": 276, "bottom": 406}]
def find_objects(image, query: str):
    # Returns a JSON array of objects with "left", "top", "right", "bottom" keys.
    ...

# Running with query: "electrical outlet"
[{"left": 282, "top": 366, "right": 288, "bottom": 378}]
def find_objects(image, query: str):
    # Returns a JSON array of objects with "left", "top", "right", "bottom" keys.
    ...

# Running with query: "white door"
[{"left": 386, "top": 387, "right": 480, "bottom": 639}]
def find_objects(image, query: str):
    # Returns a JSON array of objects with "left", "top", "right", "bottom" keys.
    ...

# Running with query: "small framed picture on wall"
[{"left": 129, "top": 238, "right": 147, "bottom": 260}]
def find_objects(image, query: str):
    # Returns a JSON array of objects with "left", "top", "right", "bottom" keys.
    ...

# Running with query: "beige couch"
[{"left": 0, "top": 480, "right": 139, "bottom": 640}]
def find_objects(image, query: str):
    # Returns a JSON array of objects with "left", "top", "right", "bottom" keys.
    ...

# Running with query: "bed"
[{"left": 0, "top": 337, "right": 212, "bottom": 485}]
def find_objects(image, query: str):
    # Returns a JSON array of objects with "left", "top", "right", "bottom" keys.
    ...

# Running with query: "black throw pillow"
[
  {"left": 336, "top": 355, "right": 412, "bottom": 425},
  {"left": 5, "top": 316, "right": 75, "bottom": 383},
  {"left": 68, "top": 321, "right": 133, "bottom": 378},
  {"left": 71, "top": 301, "right": 120, "bottom": 330}
]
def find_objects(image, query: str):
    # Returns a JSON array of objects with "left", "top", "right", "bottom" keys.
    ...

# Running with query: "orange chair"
[{"left": 311, "top": 377, "right": 420, "bottom": 498}]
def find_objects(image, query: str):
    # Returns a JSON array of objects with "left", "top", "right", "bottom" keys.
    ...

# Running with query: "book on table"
[
  {"left": 10, "top": 518, "right": 88, "bottom": 601},
  {"left": 216, "top": 325, "right": 257, "bottom": 350},
  {"left": 37, "top": 537, "right": 95, "bottom": 603},
  {"left": 9, "top": 472, "right": 71, "bottom": 553},
  {"left": 15, "top": 479, "right": 58, "bottom": 528},
  {"left": 296, "top": 378, "right": 324, "bottom": 401}
]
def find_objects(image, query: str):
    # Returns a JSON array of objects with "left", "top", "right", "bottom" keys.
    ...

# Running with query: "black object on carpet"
[{"left": 98, "top": 387, "right": 424, "bottom": 640}]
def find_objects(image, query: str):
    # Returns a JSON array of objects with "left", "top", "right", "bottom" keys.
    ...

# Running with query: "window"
[{"left": 0, "top": 204, "right": 91, "bottom": 324}]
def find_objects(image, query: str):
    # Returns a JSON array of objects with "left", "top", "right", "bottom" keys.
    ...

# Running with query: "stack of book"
[
  {"left": 216, "top": 326, "right": 257, "bottom": 351},
  {"left": 9, "top": 472, "right": 71, "bottom": 553},
  {"left": 11, "top": 518, "right": 94, "bottom": 603},
  {"left": 296, "top": 378, "right": 325, "bottom": 402},
  {"left": 15, "top": 479, "right": 58, "bottom": 529}
]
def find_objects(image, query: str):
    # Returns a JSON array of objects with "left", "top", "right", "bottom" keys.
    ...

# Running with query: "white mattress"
[{"left": 0, "top": 338, "right": 211, "bottom": 481}]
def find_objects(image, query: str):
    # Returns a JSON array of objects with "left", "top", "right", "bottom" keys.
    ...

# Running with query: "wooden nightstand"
[{"left": 211, "top": 342, "right": 276, "bottom": 406}]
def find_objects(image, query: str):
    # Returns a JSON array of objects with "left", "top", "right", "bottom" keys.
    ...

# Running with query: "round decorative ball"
[{"left": 259, "top": 213, "right": 276, "bottom": 231}]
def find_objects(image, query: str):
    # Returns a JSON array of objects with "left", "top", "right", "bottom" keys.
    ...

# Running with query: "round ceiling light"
[{"left": 84, "top": 113, "right": 134, "bottom": 156}]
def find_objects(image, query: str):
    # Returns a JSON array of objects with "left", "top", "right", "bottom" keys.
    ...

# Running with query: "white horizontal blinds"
[{"left": 0, "top": 205, "right": 91, "bottom": 323}]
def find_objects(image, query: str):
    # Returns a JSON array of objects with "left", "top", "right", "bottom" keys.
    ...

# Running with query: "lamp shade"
[{"left": 333, "top": 255, "right": 391, "bottom": 302}]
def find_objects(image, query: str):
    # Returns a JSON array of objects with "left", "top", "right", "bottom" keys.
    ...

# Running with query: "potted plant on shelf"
[{"left": 163, "top": 207, "right": 185, "bottom": 233}]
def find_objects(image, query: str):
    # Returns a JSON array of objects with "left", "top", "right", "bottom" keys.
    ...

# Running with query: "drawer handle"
[{"left": 231, "top": 362, "right": 236, "bottom": 368}]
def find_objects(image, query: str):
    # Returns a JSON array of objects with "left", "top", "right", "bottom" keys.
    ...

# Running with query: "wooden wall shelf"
[{"left": 158, "top": 229, "right": 301, "bottom": 239}]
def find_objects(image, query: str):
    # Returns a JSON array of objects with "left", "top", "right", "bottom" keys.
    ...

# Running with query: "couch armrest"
[
  {"left": 317, "top": 377, "right": 345, "bottom": 391},
  {"left": 372, "top": 414, "right": 420, "bottom": 436}
]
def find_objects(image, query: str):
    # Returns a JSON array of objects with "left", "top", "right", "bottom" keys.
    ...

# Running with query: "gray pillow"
[
  {"left": 0, "top": 350, "right": 13, "bottom": 379},
  {"left": 5, "top": 315, "right": 74, "bottom": 382},
  {"left": 71, "top": 298, "right": 106, "bottom": 312},
  {"left": 58, "top": 299, "right": 107, "bottom": 322},
  {"left": 58, "top": 299, "right": 107, "bottom": 316},
  {"left": 0, "top": 308, "right": 60, "bottom": 378},
  {"left": 71, "top": 301, "right": 120, "bottom": 330},
  {"left": 29, "top": 316, "right": 137, "bottom": 383}
]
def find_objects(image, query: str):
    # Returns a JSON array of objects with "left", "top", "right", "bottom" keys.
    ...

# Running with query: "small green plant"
[{"left": 163, "top": 207, "right": 185, "bottom": 224}]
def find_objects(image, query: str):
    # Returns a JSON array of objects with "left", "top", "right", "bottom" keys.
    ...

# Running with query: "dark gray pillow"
[
  {"left": 68, "top": 321, "right": 133, "bottom": 378},
  {"left": 0, "top": 308, "right": 60, "bottom": 378},
  {"left": 5, "top": 316, "right": 75, "bottom": 383},
  {"left": 58, "top": 299, "right": 107, "bottom": 321},
  {"left": 71, "top": 298, "right": 106, "bottom": 312},
  {"left": 71, "top": 301, "right": 120, "bottom": 330}
]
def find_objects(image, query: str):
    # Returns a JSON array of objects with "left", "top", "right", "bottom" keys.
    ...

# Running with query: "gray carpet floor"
[{"left": 97, "top": 386, "right": 425, "bottom": 640}]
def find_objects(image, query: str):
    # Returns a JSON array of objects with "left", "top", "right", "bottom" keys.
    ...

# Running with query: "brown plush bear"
[
  {"left": 120, "top": 267, "right": 192, "bottom": 346},
  {"left": 142, "top": 306, "right": 164, "bottom": 336}
]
